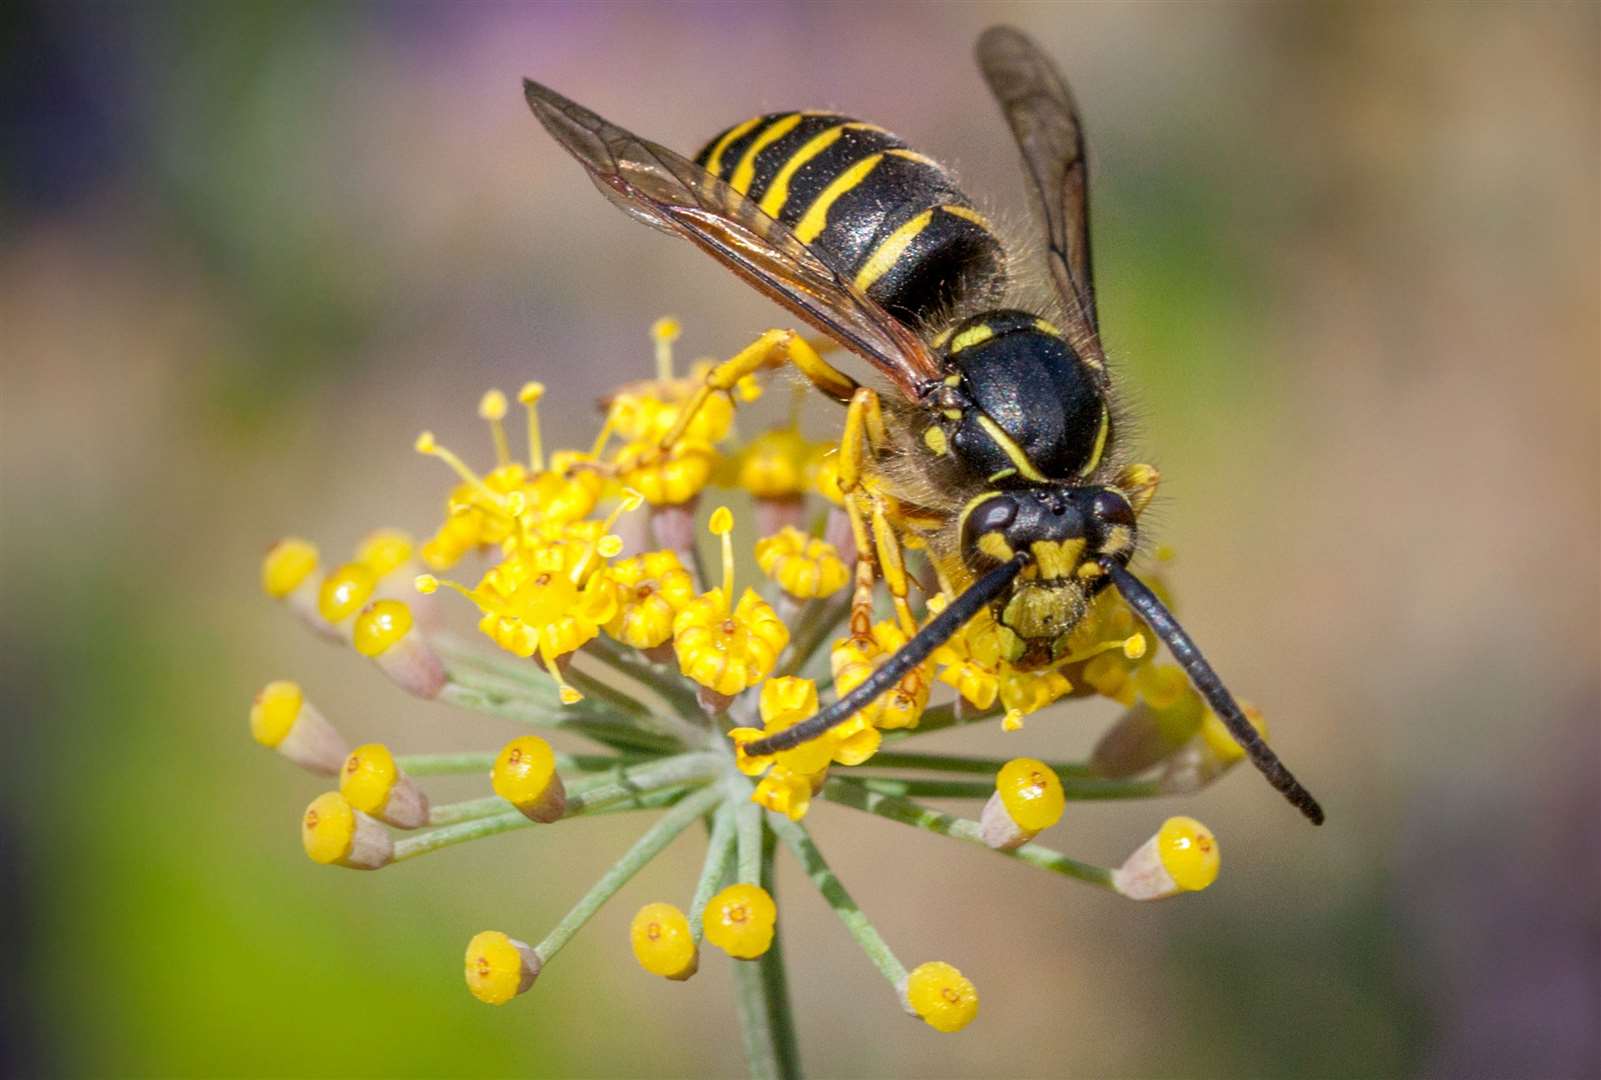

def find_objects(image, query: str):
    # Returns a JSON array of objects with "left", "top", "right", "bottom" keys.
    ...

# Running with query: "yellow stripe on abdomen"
[
  {"left": 758, "top": 121, "right": 884, "bottom": 218},
  {"left": 702, "top": 116, "right": 762, "bottom": 177},
  {"left": 794, "top": 153, "right": 883, "bottom": 243},
  {"left": 853, "top": 209, "right": 934, "bottom": 291},
  {"left": 729, "top": 113, "right": 807, "bottom": 194}
]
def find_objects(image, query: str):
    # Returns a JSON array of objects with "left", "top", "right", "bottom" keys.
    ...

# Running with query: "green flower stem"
[
  {"left": 688, "top": 801, "right": 737, "bottom": 939},
  {"left": 822, "top": 778, "right": 1115, "bottom": 890},
  {"left": 394, "top": 753, "right": 721, "bottom": 861},
  {"left": 734, "top": 791, "right": 763, "bottom": 885},
  {"left": 847, "top": 773, "right": 1165, "bottom": 801},
  {"left": 584, "top": 634, "right": 702, "bottom": 715},
  {"left": 532, "top": 782, "right": 725, "bottom": 963},
  {"left": 437, "top": 681, "right": 680, "bottom": 755},
  {"left": 563, "top": 752, "right": 723, "bottom": 815},
  {"left": 427, "top": 795, "right": 509, "bottom": 826},
  {"left": 731, "top": 820, "right": 801, "bottom": 1080},
  {"left": 397, "top": 751, "right": 628, "bottom": 776},
  {"left": 768, "top": 813, "right": 908, "bottom": 988},
  {"left": 859, "top": 749, "right": 1097, "bottom": 779},
  {"left": 563, "top": 662, "right": 655, "bottom": 725}
]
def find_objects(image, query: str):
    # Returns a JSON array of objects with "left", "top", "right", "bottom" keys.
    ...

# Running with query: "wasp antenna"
[
  {"left": 1101, "top": 559, "right": 1325, "bottom": 825},
  {"left": 744, "top": 555, "right": 1030, "bottom": 756}
]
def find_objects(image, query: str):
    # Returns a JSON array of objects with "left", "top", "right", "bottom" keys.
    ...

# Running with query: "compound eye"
[
  {"left": 970, "top": 496, "right": 1018, "bottom": 535},
  {"left": 1090, "top": 490, "right": 1136, "bottom": 529}
]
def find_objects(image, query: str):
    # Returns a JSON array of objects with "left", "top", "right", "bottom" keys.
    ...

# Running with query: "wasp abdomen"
[{"left": 695, "top": 112, "right": 1006, "bottom": 325}]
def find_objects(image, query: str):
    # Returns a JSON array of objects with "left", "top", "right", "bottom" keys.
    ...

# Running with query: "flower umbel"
[{"left": 254, "top": 318, "right": 1268, "bottom": 1057}]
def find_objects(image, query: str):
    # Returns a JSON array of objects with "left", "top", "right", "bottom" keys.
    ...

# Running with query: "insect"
[{"left": 524, "top": 26, "right": 1324, "bottom": 824}]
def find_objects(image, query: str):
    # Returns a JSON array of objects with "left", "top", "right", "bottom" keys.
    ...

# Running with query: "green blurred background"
[{"left": 3, "top": 2, "right": 1596, "bottom": 1076}]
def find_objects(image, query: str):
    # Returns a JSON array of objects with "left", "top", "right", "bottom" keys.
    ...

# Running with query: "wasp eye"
[
  {"left": 1090, "top": 490, "right": 1135, "bottom": 529},
  {"left": 970, "top": 496, "right": 1018, "bottom": 535}
]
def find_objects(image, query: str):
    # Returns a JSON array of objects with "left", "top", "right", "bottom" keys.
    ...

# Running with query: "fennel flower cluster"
[{"left": 253, "top": 318, "right": 1263, "bottom": 1044}]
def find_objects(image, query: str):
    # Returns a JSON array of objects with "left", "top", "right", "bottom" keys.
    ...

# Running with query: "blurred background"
[{"left": 3, "top": 2, "right": 1596, "bottom": 1076}]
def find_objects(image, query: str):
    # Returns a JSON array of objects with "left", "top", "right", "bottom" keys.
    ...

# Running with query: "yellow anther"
[
  {"left": 904, "top": 961, "right": 979, "bottom": 1033},
  {"left": 651, "top": 316, "right": 682, "bottom": 381},
  {"left": 414, "top": 574, "right": 439, "bottom": 594},
  {"left": 518, "top": 382, "right": 546, "bottom": 472},
  {"left": 318, "top": 562, "right": 377, "bottom": 623},
  {"left": 464, "top": 931, "right": 540, "bottom": 1004},
  {"left": 415, "top": 430, "right": 506, "bottom": 507},
  {"left": 709, "top": 506, "right": 734, "bottom": 535},
  {"left": 479, "top": 389, "right": 510, "bottom": 466},
  {"left": 249, "top": 680, "right": 303, "bottom": 748},
  {"left": 1122, "top": 633, "right": 1147, "bottom": 660},
  {"left": 996, "top": 758, "right": 1066, "bottom": 832},
  {"left": 353, "top": 599, "right": 414, "bottom": 657},
  {"left": 597, "top": 536, "right": 624, "bottom": 559},
  {"left": 630, "top": 902, "right": 698, "bottom": 981},
  {"left": 1157, "top": 816, "right": 1220, "bottom": 891},
  {"left": 703, "top": 883, "right": 777, "bottom": 959}
]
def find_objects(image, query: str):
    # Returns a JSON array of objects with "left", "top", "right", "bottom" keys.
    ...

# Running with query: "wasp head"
[{"left": 959, "top": 485, "right": 1136, "bottom": 665}]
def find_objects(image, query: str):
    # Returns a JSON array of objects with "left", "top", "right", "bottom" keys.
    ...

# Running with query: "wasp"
[{"left": 525, "top": 26, "right": 1323, "bottom": 824}]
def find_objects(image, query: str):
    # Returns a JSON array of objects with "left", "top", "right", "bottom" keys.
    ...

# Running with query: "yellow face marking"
[
  {"left": 887, "top": 147, "right": 941, "bottom": 168},
  {"left": 939, "top": 203, "right": 993, "bottom": 230},
  {"left": 729, "top": 113, "right": 809, "bottom": 195},
  {"left": 922, "top": 426, "right": 949, "bottom": 456},
  {"left": 1029, "top": 539, "right": 1086, "bottom": 580},
  {"left": 974, "top": 414, "right": 1048, "bottom": 482},
  {"left": 1076, "top": 404, "right": 1111, "bottom": 478},
  {"left": 854, "top": 209, "right": 935, "bottom": 291},
  {"left": 703, "top": 116, "right": 762, "bottom": 176},
  {"left": 1099, "top": 524, "right": 1133, "bottom": 557},
  {"left": 944, "top": 408, "right": 965, "bottom": 421},
  {"left": 758, "top": 122, "right": 882, "bottom": 218},
  {"left": 977, "top": 532, "right": 1014, "bottom": 562},
  {"left": 987, "top": 467, "right": 1017, "bottom": 482},
  {"left": 1076, "top": 561, "right": 1105, "bottom": 581},
  {"left": 1032, "top": 317, "right": 1063, "bottom": 338},
  {"left": 795, "top": 153, "right": 883, "bottom": 243},
  {"left": 948, "top": 323, "right": 995, "bottom": 354}
]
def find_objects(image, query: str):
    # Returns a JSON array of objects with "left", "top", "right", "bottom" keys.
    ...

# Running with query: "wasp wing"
[
  {"left": 523, "top": 80, "right": 943, "bottom": 397},
  {"left": 976, "top": 27, "right": 1107, "bottom": 372}
]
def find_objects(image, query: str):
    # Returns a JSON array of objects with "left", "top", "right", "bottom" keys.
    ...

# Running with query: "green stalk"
[
  {"left": 438, "top": 681, "right": 680, "bottom": 755},
  {"left": 858, "top": 749, "right": 1097, "bottom": 779},
  {"left": 689, "top": 802, "right": 737, "bottom": 939},
  {"left": 397, "top": 750, "right": 628, "bottom": 776},
  {"left": 767, "top": 813, "right": 907, "bottom": 987},
  {"left": 533, "top": 783, "right": 725, "bottom": 962},
  {"left": 732, "top": 818, "right": 800, "bottom": 1080},
  {"left": 822, "top": 778, "right": 1115, "bottom": 889}
]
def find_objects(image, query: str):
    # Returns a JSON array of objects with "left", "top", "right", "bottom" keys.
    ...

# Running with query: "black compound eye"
[
  {"left": 1090, "top": 490, "right": 1136, "bottom": 529},
  {"left": 970, "top": 496, "right": 1018, "bottom": 535}
]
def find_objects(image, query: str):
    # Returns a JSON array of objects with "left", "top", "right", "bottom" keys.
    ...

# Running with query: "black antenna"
[
  {"left": 743, "top": 555, "right": 1029, "bottom": 756},
  {"left": 1100, "top": 558, "right": 1325, "bottom": 825}
]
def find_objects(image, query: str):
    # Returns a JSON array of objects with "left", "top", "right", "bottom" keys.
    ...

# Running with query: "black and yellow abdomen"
[{"left": 695, "top": 112, "right": 1006, "bottom": 325}]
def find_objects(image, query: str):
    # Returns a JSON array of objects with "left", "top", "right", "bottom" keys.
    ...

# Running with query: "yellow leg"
[
  {"left": 657, "top": 329, "right": 858, "bottom": 454},
  {"left": 837, "top": 387, "right": 916, "bottom": 636}
]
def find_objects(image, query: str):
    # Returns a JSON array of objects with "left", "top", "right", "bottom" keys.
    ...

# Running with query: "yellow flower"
[
  {"left": 605, "top": 550, "right": 696, "bottom": 649},
  {"left": 755, "top": 526, "right": 849, "bottom": 600},
  {"left": 736, "top": 426, "right": 815, "bottom": 499},
  {"left": 630, "top": 903, "right": 698, "bottom": 980},
  {"left": 833, "top": 621, "right": 929, "bottom": 732},
  {"left": 491, "top": 735, "right": 567, "bottom": 822},
  {"left": 751, "top": 766, "right": 815, "bottom": 821},
  {"left": 672, "top": 508, "right": 788, "bottom": 696},
  {"left": 902, "top": 961, "right": 979, "bottom": 1033},
  {"left": 702, "top": 883, "right": 777, "bottom": 959}
]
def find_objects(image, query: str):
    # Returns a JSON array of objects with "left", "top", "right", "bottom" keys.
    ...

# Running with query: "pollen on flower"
[
  {"left": 673, "top": 509, "right": 788, "bottom": 696},
  {"left": 702, "top": 883, "right": 777, "bottom": 959},
  {"left": 464, "top": 931, "right": 541, "bottom": 1004},
  {"left": 630, "top": 902, "right": 698, "bottom": 980},
  {"left": 902, "top": 961, "right": 979, "bottom": 1033}
]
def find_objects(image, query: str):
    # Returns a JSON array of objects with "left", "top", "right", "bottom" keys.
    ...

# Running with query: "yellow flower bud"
[
  {"left": 250, "top": 681, "right": 348, "bottom": 775},
  {"left": 902, "top": 961, "right": 979, "bottom": 1033},
  {"left": 629, "top": 903, "right": 698, "bottom": 980},
  {"left": 981, "top": 758, "right": 1066, "bottom": 850},
  {"left": 1112, "top": 816, "right": 1221, "bottom": 900},
  {"left": 340, "top": 743, "right": 429, "bottom": 829},
  {"left": 301, "top": 792, "right": 391, "bottom": 869},
  {"left": 491, "top": 736, "right": 566, "bottom": 822},
  {"left": 464, "top": 931, "right": 540, "bottom": 1004},
  {"left": 702, "top": 883, "right": 777, "bottom": 959}
]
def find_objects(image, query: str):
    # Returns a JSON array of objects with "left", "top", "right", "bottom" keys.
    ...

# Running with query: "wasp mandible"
[{"left": 524, "top": 26, "right": 1324, "bottom": 824}]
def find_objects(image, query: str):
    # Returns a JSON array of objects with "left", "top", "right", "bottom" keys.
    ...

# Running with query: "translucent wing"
[
  {"left": 976, "top": 26, "right": 1107, "bottom": 372},
  {"left": 523, "top": 80, "right": 944, "bottom": 397}
]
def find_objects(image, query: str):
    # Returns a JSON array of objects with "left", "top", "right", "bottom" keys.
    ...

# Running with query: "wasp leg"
[{"left": 656, "top": 329, "right": 857, "bottom": 456}]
